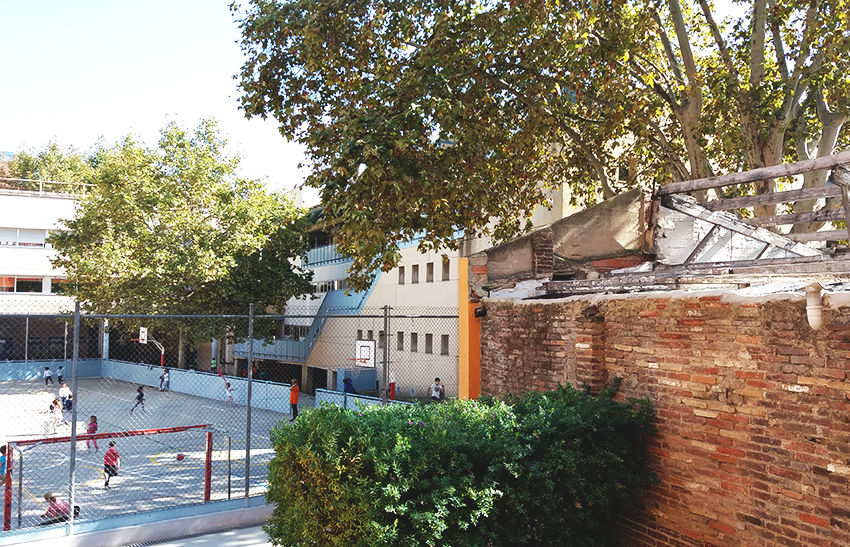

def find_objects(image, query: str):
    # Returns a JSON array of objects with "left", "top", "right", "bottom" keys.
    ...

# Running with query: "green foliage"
[
  {"left": 265, "top": 380, "right": 656, "bottom": 547},
  {"left": 41, "top": 119, "right": 313, "bottom": 341},
  {"left": 233, "top": 0, "right": 656, "bottom": 291},
  {"left": 9, "top": 141, "right": 94, "bottom": 192},
  {"left": 234, "top": 0, "right": 849, "bottom": 289}
]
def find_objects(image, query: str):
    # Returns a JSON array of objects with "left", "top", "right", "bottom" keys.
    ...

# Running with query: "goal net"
[{"left": 3, "top": 424, "right": 217, "bottom": 530}]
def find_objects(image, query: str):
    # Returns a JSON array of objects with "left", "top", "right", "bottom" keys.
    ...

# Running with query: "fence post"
[
  {"left": 227, "top": 436, "right": 232, "bottom": 500},
  {"left": 68, "top": 301, "right": 81, "bottom": 535},
  {"left": 244, "top": 303, "right": 254, "bottom": 502},
  {"left": 204, "top": 431, "right": 213, "bottom": 502},
  {"left": 3, "top": 442, "right": 11, "bottom": 531},
  {"left": 382, "top": 305, "right": 390, "bottom": 405},
  {"left": 16, "top": 449, "right": 22, "bottom": 529}
]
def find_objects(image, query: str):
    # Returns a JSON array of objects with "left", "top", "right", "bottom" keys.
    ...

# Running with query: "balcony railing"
[{"left": 303, "top": 244, "right": 350, "bottom": 267}]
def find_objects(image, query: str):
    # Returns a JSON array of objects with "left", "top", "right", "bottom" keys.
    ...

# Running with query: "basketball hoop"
[{"left": 132, "top": 333, "right": 165, "bottom": 367}]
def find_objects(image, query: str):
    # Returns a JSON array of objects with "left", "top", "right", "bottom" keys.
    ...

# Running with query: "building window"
[
  {"left": 410, "top": 333, "right": 418, "bottom": 353},
  {"left": 397, "top": 331, "right": 404, "bottom": 351},
  {"left": 442, "top": 260, "right": 450, "bottom": 281},
  {"left": 440, "top": 335, "right": 449, "bottom": 355},
  {"left": 50, "top": 279, "right": 69, "bottom": 295},
  {"left": 425, "top": 333, "right": 433, "bottom": 354},
  {"left": 0, "top": 277, "right": 14, "bottom": 293},
  {"left": 426, "top": 262, "right": 434, "bottom": 282},
  {"left": 398, "top": 266, "right": 405, "bottom": 285},
  {"left": 367, "top": 330, "right": 374, "bottom": 340},
  {"left": 0, "top": 228, "right": 47, "bottom": 247},
  {"left": 18, "top": 229, "right": 46, "bottom": 248},
  {"left": 0, "top": 228, "right": 16, "bottom": 246},
  {"left": 357, "top": 329, "right": 363, "bottom": 340},
  {"left": 379, "top": 330, "right": 385, "bottom": 349},
  {"left": 15, "top": 278, "right": 42, "bottom": 293},
  {"left": 412, "top": 265, "right": 419, "bottom": 284}
]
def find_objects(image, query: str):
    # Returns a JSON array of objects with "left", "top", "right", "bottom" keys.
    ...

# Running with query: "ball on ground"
[{"left": 176, "top": 453, "right": 185, "bottom": 461}]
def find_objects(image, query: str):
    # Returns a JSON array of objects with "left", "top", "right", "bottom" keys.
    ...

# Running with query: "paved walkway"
[{"left": 125, "top": 525, "right": 273, "bottom": 547}]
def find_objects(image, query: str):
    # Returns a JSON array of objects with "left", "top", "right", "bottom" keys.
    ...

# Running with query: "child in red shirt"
[
  {"left": 103, "top": 441, "right": 120, "bottom": 488},
  {"left": 289, "top": 379, "right": 299, "bottom": 422},
  {"left": 86, "top": 416, "right": 98, "bottom": 452}
]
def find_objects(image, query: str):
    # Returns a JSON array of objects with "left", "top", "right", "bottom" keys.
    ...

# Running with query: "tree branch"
[
  {"left": 768, "top": 0, "right": 790, "bottom": 84},
  {"left": 560, "top": 125, "right": 616, "bottom": 199},
  {"left": 667, "top": 0, "right": 699, "bottom": 84},
  {"left": 651, "top": 11, "right": 685, "bottom": 87},
  {"left": 778, "top": 0, "right": 820, "bottom": 122},
  {"left": 695, "top": 0, "right": 739, "bottom": 80},
  {"left": 478, "top": 69, "right": 616, "bottom": 199},
  {"left": 648, "top": 121, "right": 690, "bottom": 182},
  {"left": 631, "top": 54, "right": 678, "bottom": 107},
  {"left": 751, "top": 0, "right": 767, "bottom": 87}
]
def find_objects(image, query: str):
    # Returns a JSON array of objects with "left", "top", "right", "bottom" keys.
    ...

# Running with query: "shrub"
[{"left": 264, "top": 379, "right": 656, "bottom": 547}]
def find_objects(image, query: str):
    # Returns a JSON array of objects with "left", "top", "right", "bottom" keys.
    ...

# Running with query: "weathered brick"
[{"left": 480, "top": 293, "right": 849, "bottom": 547}]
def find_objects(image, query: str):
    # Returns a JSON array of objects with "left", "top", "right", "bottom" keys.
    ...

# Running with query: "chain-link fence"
[{"left": 0, "top": 299, "right": 457, "bottom": 533}]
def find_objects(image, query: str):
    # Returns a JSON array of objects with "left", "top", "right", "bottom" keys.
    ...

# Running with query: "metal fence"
[{"left": 0, "top": 299, "right": 458, "bottom": 534}]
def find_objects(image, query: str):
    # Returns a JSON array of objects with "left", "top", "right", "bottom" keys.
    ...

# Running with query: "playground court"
[{"left": 1, "top": 377, "right": 297, "bottom": 530}]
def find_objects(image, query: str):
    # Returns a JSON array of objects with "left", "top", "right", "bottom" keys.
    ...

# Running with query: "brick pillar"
[
  {"left": 531, "top": 228, "right": 554, "bottom": 278},
  {"left": 574, "top": 305, "right": 607, "bottom": 394}
]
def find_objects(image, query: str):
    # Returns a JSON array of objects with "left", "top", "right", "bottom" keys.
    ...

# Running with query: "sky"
[{"left": 0, "top": 1, "right": 318, "bottom": 204}]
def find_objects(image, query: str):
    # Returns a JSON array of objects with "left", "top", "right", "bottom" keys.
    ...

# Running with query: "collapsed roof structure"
[{"left": 471, "top": 150, "right": 850, "bottom": 301}]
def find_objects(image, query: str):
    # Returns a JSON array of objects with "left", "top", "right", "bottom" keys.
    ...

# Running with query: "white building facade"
[{"left": 0, "top": 187, "right": 77, "bottom": 360}]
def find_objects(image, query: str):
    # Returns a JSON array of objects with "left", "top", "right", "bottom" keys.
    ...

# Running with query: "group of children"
[
  {"left": 42, "top": 365, "right": 64, "bottom": 386},
  {"left": 36, "top": 441, "right": 116, "bottom": 521},
  {"left": 38, "top": 438, "right": 119, "bottom": 525}
]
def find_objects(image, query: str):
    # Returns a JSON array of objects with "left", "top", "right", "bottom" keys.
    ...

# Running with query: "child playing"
[
  {"left": 159, "top": 368, "right": 170, "bottom": 391},
  {"left": 49, "top": 398, "right": 69, "bottom": 432},
  {"left": 103, "top": 442, "right": 120, "bottom": 488},
  {"left": 57, "top": 366, "right": 64, "bottom": 384},
  {"left": 224, "top": 382, "right": 236, "bottom": 406},
  {"left": 130, "top": 385, "right": 145, "bottom": 415},
  {"left": 38, "top": 492, "right": 71, "bottom": 525},
  {"left": 289, "top": 379, "right": 300, "bottom": 422},
  {"left": 87, "top": 416, "right": 99, "bottom": 452},
  {"left": 59, "top": 382, "right": 72, "bottom": 410},
  {"left": 43, "top": 367, "right": 54, "bottom": 386}
]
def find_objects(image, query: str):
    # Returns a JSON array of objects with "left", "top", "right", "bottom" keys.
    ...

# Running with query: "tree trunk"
[
  {"left": 178, "top": 328, "right": 185, "bottom": 369},
  {"left": 790, "top": 113, "right": 848, "bottom": 233}
]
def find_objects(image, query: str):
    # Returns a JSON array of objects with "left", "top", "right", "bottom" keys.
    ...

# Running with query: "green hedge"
[{"left": 264, "top": 379, "right": 656, "bottom": 547}]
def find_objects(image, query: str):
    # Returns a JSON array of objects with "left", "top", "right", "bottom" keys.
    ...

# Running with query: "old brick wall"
[{"left": 480, "top": 292, "right": 850, "bottom": 547}]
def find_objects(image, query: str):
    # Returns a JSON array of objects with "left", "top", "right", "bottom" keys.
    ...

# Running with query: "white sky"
[{"left": 0, "top": 1, "right": 319, "bottom": 205}]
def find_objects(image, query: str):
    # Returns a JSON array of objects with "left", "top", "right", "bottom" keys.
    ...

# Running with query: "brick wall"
[{"left": 480, "top": 292, "right": 850, "bottom": 547}]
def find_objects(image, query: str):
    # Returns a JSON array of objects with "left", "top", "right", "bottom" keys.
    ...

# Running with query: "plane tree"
[
  {"left": 41, "top": 119, "right": 313, "bottom": 364},
  {"left": 233, "top": 0, "right": 849, "bottom": 290}
]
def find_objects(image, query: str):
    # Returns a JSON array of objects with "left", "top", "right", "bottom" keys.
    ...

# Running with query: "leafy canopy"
[
  {"left": 46, "top": 119, "right": 312, "bottom": 336},
  {"left": 234, "top": 0, "right": 849, "bottom": 289},
  {"left": 265, "top": 380, "right": 656, "bottom": 547}
]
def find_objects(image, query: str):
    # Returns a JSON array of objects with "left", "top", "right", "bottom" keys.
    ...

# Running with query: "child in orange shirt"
[{"left": 289, "top": 379, "right": 299, "bottom": 422}]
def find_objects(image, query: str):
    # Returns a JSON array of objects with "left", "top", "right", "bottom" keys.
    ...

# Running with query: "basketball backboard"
[{"left": 355, "top": 339, "right": 376, "bottom": 367}]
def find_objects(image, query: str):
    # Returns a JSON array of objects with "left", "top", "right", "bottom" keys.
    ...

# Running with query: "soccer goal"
[{"left": 3, "top": 424, "right": 214, "bottom": 530}]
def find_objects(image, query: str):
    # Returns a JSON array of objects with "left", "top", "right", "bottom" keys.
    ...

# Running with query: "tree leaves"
[
  {"left": 43, "top": 119, "right": 312, "bottom": 339},
  {"left": 234, "top": 0, "right": 848, "bottom": 289}
]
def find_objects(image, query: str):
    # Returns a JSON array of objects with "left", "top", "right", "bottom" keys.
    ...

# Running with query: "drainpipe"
[{"left": 806, "top": 283, "right": 824, "bottom": 330}]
